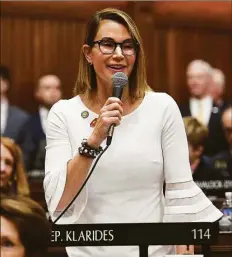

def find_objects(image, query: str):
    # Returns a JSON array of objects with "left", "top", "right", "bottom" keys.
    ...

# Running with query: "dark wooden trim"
[
  {"left": 2, "top": 1, "right": 231, "bottom": 28},
  {"left": 153, "top": 2, "right": 232, "bottom": 30},
  {"left": 1, "top": 1, "right": 129, "bottom": 20}
]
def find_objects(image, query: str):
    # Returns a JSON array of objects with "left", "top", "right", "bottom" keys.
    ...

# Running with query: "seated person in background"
[
  {"left": 211, "top": 106, "right": 232, "bottom": 180},
  {"left": 17, "top": 73, "right": 62, "bottom": 173},
  {"left": 0, "top": 194, "right": 50, "bottom": 257},
  {"left": 209, "top": 68, "right": 230, "bottom": 111},
  {"left": 184, "top": 115, "right": 232, "bottom": 199},
  {"left": 183, "top": 116, "right": 212, "bottom": 181},
  {"left": 0, "top": 65, "right": 29, "bottom": 141},
  {"left": 1, "top": 137, "right": 30, "bottom": 196}
]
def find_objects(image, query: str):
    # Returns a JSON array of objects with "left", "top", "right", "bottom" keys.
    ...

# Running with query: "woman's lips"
[{"left": 107, "top": 65, "right": 126, "bottom": 72}]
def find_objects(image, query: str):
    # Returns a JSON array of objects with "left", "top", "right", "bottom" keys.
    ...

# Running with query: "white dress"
[{"left": 44, "top": 91, "right": 222, "bottom": 257}]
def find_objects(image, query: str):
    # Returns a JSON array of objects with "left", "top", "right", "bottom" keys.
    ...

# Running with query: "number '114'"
[{"left": 191, "top": 229, "right": 211, "bottom": 239}]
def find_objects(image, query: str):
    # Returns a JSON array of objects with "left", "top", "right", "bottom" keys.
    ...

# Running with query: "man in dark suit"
[
  {"left": 179, "top": 60, "right": 228, "bottom": 156},
  {"left": 17, "top": 74, "right": 62, "bottom": 173},
  {"left": 209, "top": 68, "right": 230, "bottom": 111},
  {"left": 0, "top": 65, "right": 29, "bottom": 141}
]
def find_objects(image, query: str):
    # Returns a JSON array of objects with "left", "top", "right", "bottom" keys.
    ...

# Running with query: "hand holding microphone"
[{"left": 88, "top": 72, "right": 128, "bottom": 147}]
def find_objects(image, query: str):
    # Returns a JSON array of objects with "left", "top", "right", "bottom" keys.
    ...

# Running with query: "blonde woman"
[
  {"left": 0, "top": 137, "right": 30, "bottom": 196},
  {"left": 44, "top": 8, "right": 222, "bottom": 257}
]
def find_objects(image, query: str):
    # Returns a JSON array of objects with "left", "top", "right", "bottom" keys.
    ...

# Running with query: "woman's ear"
[{"left": 82, "top": 44, "right": 93, "bottom": 65}]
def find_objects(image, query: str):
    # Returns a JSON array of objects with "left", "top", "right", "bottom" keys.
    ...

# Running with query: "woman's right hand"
[{"left": 88, "top": 97, "right": 123, "bottom": 148}]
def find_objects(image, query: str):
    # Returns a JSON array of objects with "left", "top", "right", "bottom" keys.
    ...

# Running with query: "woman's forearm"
[
  {"left": 56, "top": 153, "right": 94, "bottom": 210},
  {"left": 56, "top": 136, "right": 102, "bottom": 210}
]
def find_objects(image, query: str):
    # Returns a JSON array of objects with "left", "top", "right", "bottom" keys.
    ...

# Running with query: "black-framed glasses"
[{"left": 91, "top": 38, "right": 138, "bottom": 56}]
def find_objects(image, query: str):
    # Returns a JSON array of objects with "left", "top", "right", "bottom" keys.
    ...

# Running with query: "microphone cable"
[{"left": 53, "top": 142, "right": 111, "bottom": 224}]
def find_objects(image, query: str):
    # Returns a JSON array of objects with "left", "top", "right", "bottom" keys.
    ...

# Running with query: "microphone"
[{"left": 106, "top": 72, "right": 128, "bottom": 146}]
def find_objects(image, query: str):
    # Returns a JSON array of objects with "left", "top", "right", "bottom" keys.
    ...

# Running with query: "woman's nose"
[{"left": 113, "top": 45, "right": 124, "bottom": 58}]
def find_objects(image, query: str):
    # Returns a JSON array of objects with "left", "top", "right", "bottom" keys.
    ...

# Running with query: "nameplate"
[
  {"left": 49, "top": 222, "right": 219, "bottom": 247},
  {"left": 196, "top": 180, "right": 232, "bottom": 190}
]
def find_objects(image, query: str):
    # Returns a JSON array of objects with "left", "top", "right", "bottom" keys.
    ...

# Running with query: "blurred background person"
[
  {"left": 0, "top": 194, "right": 50, "bottom": 257},
  {"left": 0, "top": 65, "right": 29, "bottom": 141},
  {"left": 211, "top": 106, "right": 232, "bottom": 179},
  {"left": 209, "top": 68, "right": 229, "bottom": 111},
  {"left": 180, "top": 59, "right": 228, "bottom": 156},
  {"left": 1, "top": 137, "right": 30, "bottom": 197},
  {"left": 183, "top": 117, "right": 231, "bottom": 199},
  {"left": 17, "top": 74, "right": 62, "bottom": 174},
  {"left": 183, "top": 116, "right": 212, "bottom": 181}
]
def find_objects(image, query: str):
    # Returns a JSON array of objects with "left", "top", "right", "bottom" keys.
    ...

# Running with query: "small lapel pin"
[
  {"left": 212, "top": 107, "right": 219, "bottom": 114},
  {"left": 81, "top": 111, "right": 89, "bottom": 119}
]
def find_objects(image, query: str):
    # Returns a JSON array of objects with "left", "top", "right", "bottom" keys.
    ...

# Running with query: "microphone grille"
[{"left": 112, "top": 72, "right": 128, "bottom": 88}]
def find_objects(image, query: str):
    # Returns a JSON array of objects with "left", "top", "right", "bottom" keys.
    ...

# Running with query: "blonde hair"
[
  {"left": 74, "top": 8, "right": 151, "bottom": 101},
  {"left": 0, "top": 194, "right": 50, "bottom": 257},
  {"left": 183, "top": 117, "right": 208, "bottom": 148},
  {"left": 1, "top": 137, "right": 30, "bottom": 196}
]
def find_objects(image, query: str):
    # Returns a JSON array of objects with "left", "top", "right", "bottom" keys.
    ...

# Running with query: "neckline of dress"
[{"left": 75, "top": 91, "right": 150, "bottom": 120}]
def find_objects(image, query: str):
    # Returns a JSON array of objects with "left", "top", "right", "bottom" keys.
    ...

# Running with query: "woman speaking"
[{"left": 44, "top": 8, "right": 222, "bottom": 257}]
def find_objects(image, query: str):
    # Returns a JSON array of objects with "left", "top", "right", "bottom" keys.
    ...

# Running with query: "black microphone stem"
[{"left": 106, "top": 124, "right": 115, "bottom": 146}]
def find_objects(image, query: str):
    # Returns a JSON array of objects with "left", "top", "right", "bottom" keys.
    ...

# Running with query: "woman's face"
[
  {"left": 0, "top": 216, "right": 25, "bottom": 257},
  {"left": 85, "top": 19, "right": 136, "bottom": 87},
  {"left": 0, "top": 144, "right": 14, "bottom": 188}
]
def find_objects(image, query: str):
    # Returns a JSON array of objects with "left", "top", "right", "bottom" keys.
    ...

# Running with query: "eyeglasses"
[{"left": 91, "top": 38, "right": 138, "bottom": 56}]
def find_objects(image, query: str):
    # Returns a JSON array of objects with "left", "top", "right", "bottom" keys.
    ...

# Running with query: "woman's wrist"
[{"left": 87, "top": 135, "right": 102, "bottom": 149}]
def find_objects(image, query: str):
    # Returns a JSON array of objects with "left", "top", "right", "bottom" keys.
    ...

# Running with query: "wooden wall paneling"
[
  {"left": 154, "top": 25, "right": 232, "bottom": 104},
  {"left": 13, "top": 18, "right": 34, "bottom": 110},
  {"left": 153, "top": 1, "right": 232, "bottom": 29},
  {"left": 195, "top": 29, "right": 232, "bottom": 102},
  {"left": 56, "top": 21, "right": 86, "bottom": 99},
  {"left": 30, "top": 19, "right": 86, "bottom": 106},
  {"left": 1, "top": 1, "right": 130, "bottom": 20},
  {"left": 166, "top": 28, "right": 178, "bottom": 100},
  {"left": 164, "top": 27, "right": 200, "bottom": 103},
  {"left": 1, "top": 1, "right": 231, "bottom": 112},
  {"left": 152, "top": 28, "right": 169, "bottom": 93},
  {"left": 0, "top": 17, "right": 12, "bottom": 68},
  {"left": 131, "top": 1, "right": 155, "bottom": 90},
  {"left": 1, "top": 1, "right": 131, "bottom": 112},
  {"left": 1, "top": 17, "right": 35, "bottom": 111},
  {"left": 152, "top": 0, "right": 232, "bottom": 104}
]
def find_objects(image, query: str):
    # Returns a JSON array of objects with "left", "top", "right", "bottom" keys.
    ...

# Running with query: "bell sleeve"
[
  {"left": 161, "top": 94, "right": 223, "bottom": 222},
  {"left": 43, "top": 100, "right": 87, "bottom": 224}
]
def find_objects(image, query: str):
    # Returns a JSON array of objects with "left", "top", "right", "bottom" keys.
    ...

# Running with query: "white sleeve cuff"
[{"left": 163, "top": 180, "right": 223, "bottom": 222}]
